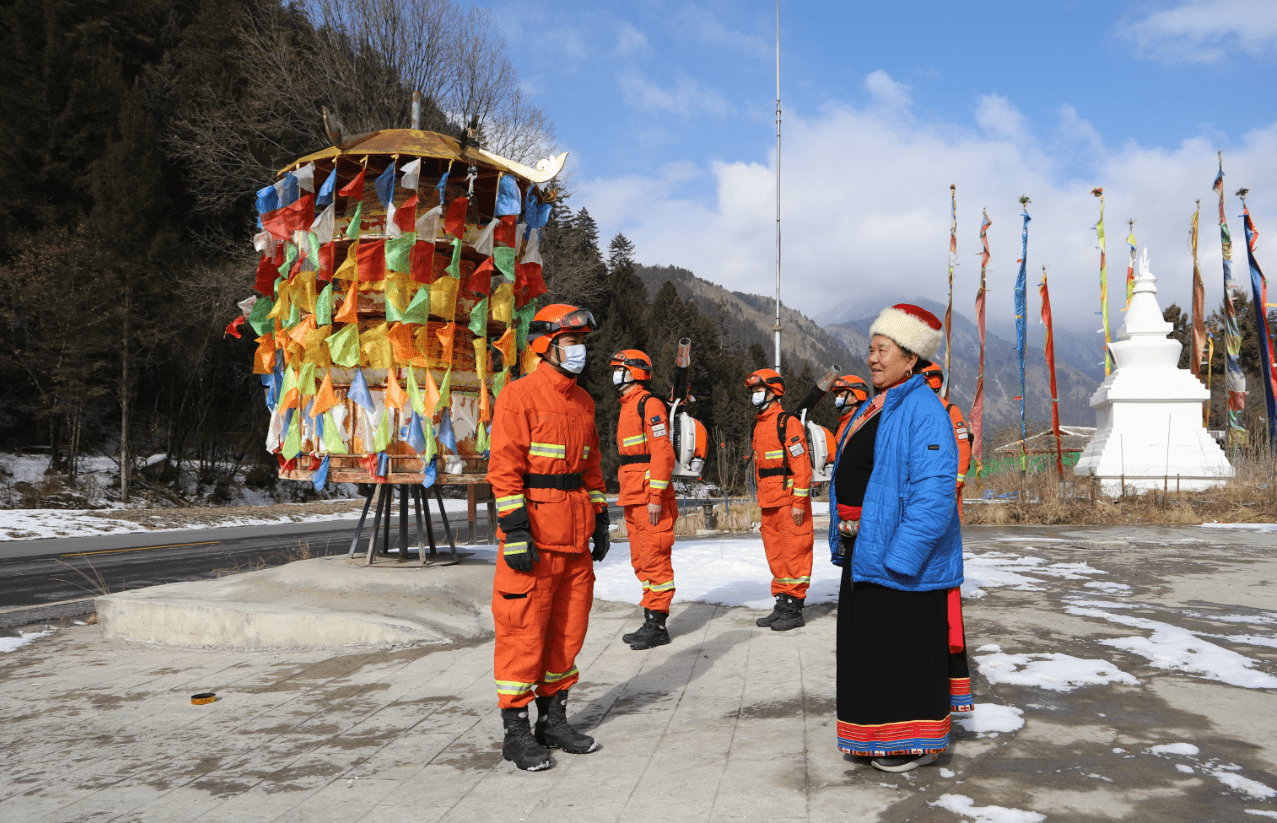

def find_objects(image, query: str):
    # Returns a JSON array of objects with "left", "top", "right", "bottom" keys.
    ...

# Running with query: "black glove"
[
  {"left": 499, "top": 507, "right": 539, "bottom": 573},
  {"left": 502, "top": 528, "right": 539, "bottom": 573},
  {"left": 591, "top": 507, "right": 610, "bottom": 562}
]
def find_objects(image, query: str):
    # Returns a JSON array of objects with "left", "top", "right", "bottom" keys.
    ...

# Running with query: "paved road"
[{"left": 0, "top": 503, "right": 622, "bottom": 613}]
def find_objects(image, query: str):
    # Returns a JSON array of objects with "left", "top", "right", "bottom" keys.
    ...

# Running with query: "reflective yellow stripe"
[
  {"left": 644, "top": 469, "right": 650, "bottom": 479},
  {"left": 649, "top": 580, "right": 675, "bottom": 592},
  {"left": 622, "top": 434, "right": 646, "bottom": 447},
  {"left": 503, "top": 541, "right": 529, "bottom": 555},
  {"left": 583, "top": 446, "right": 591, "bottom": 458},
  {"left": 641, "top": 581, "right": 651, "bottom": 590},
  {"left": 649, "top": 479, "right": 670, "bottom": 490},
  {"left": 496, "top": 680, "right": 535, "bottom": 696},
  {"left": 774, "top": 576, "right": 811, "bottom": 585},
  {"left": 764, "top": 449, "right": 784, "bottom": 460},
  {"left": 543, "top": 666, "right": 578, "bottom": 683},
  {"left": 496, "top": 494, "right": 525, "bottom": 513},
  {"left": 589, "top": 490, "right": 607, "bottom": 505},
  {"left": 529, "top": 442, "right": 566, "bottom": 458},
  {"left": 793, "top": 487, "right": 810, "bottom": 497}
]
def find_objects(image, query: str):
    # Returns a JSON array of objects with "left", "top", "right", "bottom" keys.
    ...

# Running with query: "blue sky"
[{"left": 475, "top": 0, "right": 1277, "bottom": 334}]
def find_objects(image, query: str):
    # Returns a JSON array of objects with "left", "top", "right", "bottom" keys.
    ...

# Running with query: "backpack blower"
[
  {"left": 794, "top": 365, "right": 841, "bottom": 484},
  {"left": 668, "top": 338, "right": 708, "bottom": 478}
]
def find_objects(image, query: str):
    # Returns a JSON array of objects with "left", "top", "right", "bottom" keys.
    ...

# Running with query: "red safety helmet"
[
  {"left": 744, "top": 368, "right": 785, "bottom": 396},
  {"left": 831, "top": 374, "right": 870, "bottom": 404},
  {"left": 528, "top": 303, "right": 596, "bottom": 355},
  {"left": 610, "top": 349, "right": 652, "bottom": 381},
  {"left": 920, "top": 361, "right": 945, "bottom": 393}
]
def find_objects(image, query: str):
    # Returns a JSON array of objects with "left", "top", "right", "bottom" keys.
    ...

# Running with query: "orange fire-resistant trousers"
[
  {"left": 624, "top": 493, "right": 678, "bottom": 612},
  {"left": 492, "top": 548, "right": 594, "bottom": 710},
  {"left": 759, "top": 498, "right": 814, "bottom": 599}
]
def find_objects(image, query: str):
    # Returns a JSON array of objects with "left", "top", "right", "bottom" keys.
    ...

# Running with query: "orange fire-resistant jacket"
[
  {"left": 835, "top": 408, "right": 858, "bottom": 445},
  {"left": 488, "top": 360, "right": 606, "bottom": 553},
  {"left": 945, "top": 401, "right": 972, "bottom": 488},
  {"left": 752, "top": 403, "right": 812, "bottom": 509},
  {"left": 616, "top": 389, "right": 676, "bottom": 507}
]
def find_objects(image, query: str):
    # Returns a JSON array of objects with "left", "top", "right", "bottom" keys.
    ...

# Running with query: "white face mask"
[
  {"left": 834, "top": 395, "right": 847, "bottom": 410},
  {"left": 612, "top": 371, "right": 625, "bottom": 386},
  {"left": 558, "top": 343, "right": 587, "bottom": 375},
  {"left": 751, "top": 390, "right": 767, "bottom": 407}
]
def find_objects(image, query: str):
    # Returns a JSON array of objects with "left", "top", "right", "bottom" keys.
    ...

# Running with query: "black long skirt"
[{"left": 836, "top": 554, "right": 952, "bottom": 757}]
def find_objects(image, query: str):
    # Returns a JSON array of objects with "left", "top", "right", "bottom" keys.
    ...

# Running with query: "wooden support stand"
[{"left": 347, "top": 484, "right": 461, "bottom": 567}]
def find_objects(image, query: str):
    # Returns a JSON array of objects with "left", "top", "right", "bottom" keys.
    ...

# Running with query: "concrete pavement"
[{"left": 2, "top": 525, "right": 1276, "bottom": 822}]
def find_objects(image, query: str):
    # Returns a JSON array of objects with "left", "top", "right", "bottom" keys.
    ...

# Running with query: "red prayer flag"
[
  {"left": 445, "top": 196, "right": 468, "bottom": 239},
  {"left": 317, "top": 241, "right": 336, "bottom": 281},
  {"left": 395, "top": 193, "right": 419, "bottom": 234},
  {"left": 494, "top": 215, "right": 517, "bottom": 248},
  {"left": 224, "top": 315, "right": 245, "bottom": 338},
  {"left": 255, "top": 254, "right": 277, "bottom": 296},
  {"left": 468, "top": 256, "right": 495, "bottom": 296},
  {"left": 410, "top": 242, "right": 439, "bottom": 284},
  {"left": 1039, "top": 269, "right": 1064, "bottom": 480},
  {"left": 356, "top": 240, "right": 386, "bottom": 283},
  {"left": 514, "top": 261, "right": 547, "bottom": 307},
  {"left": 260, "top": 194, "right": 315, "bottom": 241},
  {"left": 339, "top": 168, "right": 366, "bottom": 200}
]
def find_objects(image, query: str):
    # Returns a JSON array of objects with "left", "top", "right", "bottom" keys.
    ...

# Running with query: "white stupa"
[{"left": 1073, "top": 249, "right": 1233, "bottom": 493}]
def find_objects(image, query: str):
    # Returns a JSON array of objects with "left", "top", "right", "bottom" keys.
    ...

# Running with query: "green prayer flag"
[
  {"left": 315, "top": 283, "right": 333, "bottom": 326},
  {"left": 468, "top": 297, "right": 489, "bottom": 337},
  {"left": 402, "top": 286, "right": 431, "bottom": 324},
  {"left": 476, "top": 422, "right": 489, "bottom": 453},
  {"left": 281, "top": 365, "right": 298, "bottom": 399},
  {"left": 436, "top": 367, "right": 452, "bottom": 412},
  {"left": 286, "top": 299, "right": 301, "bottom": 329},
  {"left": 282, "top": 411, "right": 302, "bottom": 460},
  {"left": 445, "top": 237, "right": 461, "bottom": 278},
  {"left": 422, "top": 418, "right": 437, "bottom": 462},
  {"left": 249, "top": 297, "right": 275, "bottom": 336},
  {"left": 385, "top": 232, "right": 415, "bottom": 273},
  {"left": 322, "top": 410, "right": 348, "bottom": 454},
  {"left": 407, "top": 368, "right": 426, "bottom": 416},
  {"left": 492, "top": 369, "right": 509, "bottom": 401},
  {"left": 325, "top": 322, "right": 361, "bottom": 367},
  {"left": 277, "top": 242, "right": 298, "bottom": 278},
  {"left": 299, "top": 362, "right": 316, "bottom": 396},
  {"left": 373, "top": 410, "right": 390, "bottom": 453},
  {"left": 515, "top": 300, "right": 538, "bottom": 352},
  {"left": 345, "top": 202, "right": 363, "bottom": 239},
  {"left": 306, "top": 231, "right": 320, "bottom": 264},
  {"left": 385, "top": 289, "right": 407, "bottom": 323},
  {"left": 494, "top": 246, "right": 516, "bottom": 281}
]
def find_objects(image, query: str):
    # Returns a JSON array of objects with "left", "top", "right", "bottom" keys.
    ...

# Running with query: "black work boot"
[
  {"left": 534, "top": 690, "right": 599, "bottom": 754},
  {"left": 501, "top": 707, "right": 552, "bottom": 771},
  {"left": 622, "top": 609, "right": 651, "bottom": 644},
  {"left": 629, "top": 610, "right": 670, "bottom": 650},
  {"left": 755, "top": 594, "right": 784, "bottom": 627},
  {"left": 770, "top": 595, "right": 805, "bottom": 632}
]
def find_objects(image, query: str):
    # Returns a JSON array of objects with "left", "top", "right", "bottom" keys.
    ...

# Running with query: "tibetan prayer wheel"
[{"left": 240, "top": 129, "right": 566, "bottom": 487}]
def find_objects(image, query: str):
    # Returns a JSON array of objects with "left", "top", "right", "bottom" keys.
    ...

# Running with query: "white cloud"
[
  {"left": 1122, "top": 0, "right": 1277, "bottom": 64},
  {"left": 673, "top": 5, "right": 771, "bottom": 60},
  {"left": 577, "top": 72, "right": 1277, "bottom": 337},
  {"left": 618, "top": 71, "right": 735, "bottom": 119},
  {"left": 865, "top": 69, "right": 912, "bottom": 111},
  {"left": 615, "top": 21, "right": 649, "bottom": 56}
]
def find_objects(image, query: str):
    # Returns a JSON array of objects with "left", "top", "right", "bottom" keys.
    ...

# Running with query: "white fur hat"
[{"left": 869, "top": 303, "right": 944, "bottom": 360}]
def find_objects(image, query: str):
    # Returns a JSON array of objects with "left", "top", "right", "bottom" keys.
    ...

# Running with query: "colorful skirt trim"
[
  {"left": 837, "top": 717, "right": 950, "bottom": 757},
  {"left": 949, "top": 677, "right": 974, "bottom": 713}
]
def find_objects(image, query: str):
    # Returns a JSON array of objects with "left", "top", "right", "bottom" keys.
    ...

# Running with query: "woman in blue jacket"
[{"left": 828, "top": 304, "right": 963, "bottom": 773}]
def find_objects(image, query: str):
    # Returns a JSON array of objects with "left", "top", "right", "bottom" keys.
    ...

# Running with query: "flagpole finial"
[
  {"left": 1236, "top": 187, "right": 1249, "bottom": 202},
  {"left": 1091, "top": 187, "right": 1103, "bottom": 198},
  {"left": 1019, "top": 195, "right": 1031, "bottom": 207}
]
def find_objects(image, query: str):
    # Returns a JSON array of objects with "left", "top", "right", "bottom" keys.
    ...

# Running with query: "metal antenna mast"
[{"left": 773, "top": 0, "right": 782, "bottom": 369}]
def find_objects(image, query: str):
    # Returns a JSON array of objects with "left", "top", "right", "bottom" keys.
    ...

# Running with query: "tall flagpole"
[
  {"left": 773, "top": 0, "right": 782, "bottom": 369},
  {"left": 1215, "top": 154, "right": 1246, "bottom": 450},
  {"left": 1092, "top": 188, "right": 1112, "bottom": 375},
  {"left": 944, "top": 184, "right": 956, "bottom": 399}
]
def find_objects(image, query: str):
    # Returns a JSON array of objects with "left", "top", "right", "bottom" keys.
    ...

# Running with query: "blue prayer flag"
[
  {"left": 348, "top": 369, "right": 375, "bottom": 412},
  {"left": 317, "top": 170, "right": 336, "bottom": 207},
  {"left": 312, "top": 456, "right": 329, "bottom": 491},
  {"left": 496, "top": 175, "right": 521, "bottom": 217},
  {"left": 375, "top": 162, "right": 396, "bottom": 209}
]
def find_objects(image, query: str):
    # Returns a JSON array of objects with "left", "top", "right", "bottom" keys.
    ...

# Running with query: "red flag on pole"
[
  {"left": 970, "top": 209, "right": 990, "bottom": 474},
  {"left": 1039, "top": 266, "right": 1064, "bottom": 480}
]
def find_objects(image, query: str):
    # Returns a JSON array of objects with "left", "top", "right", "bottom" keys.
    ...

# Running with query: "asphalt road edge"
[{"left": 0, "top": 597, "right": 95, "bottom": 630}]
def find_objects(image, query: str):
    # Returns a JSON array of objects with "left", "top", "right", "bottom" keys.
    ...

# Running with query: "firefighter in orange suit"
[
  {"left": 611, "top": 349, "right": 678, "bottom": 651},
  {"left": 831, "top": 375, "right": 871, "bottom": 444},
  {"left": 747, "top": 368, "right": 813, "bottom": 632},
  {"left": 920, "top": 362, "right": 972, "bottom": 521},
  {"left": 487, "top": 303, "right": 610, "bottom": 772}
]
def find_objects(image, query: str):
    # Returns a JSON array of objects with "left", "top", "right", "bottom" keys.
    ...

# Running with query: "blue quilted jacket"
[{"left": 827, "top": 374, "right": 963, "bottom": 591}]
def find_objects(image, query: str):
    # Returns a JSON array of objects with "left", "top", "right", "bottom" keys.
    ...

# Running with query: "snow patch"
[
  {"left": 1245, "top": 810, "right": 1277, "bottom": 818},
  {"left": 1215, "top": 772, "right": 1276, "bottom": 800},
  {"left": 939, "top": 768, "right": 956, "bottom": 778},
  {"left": 953, "top": 703, "right": 1025, "bottom": 736},
  {"left": 1148, "top": 742, "right": 1200, "bottom": 756},
  {"left": 1201, "top": 523, "right": 1277, "bottom": 533},
  {"left": 0, "top": 628, "right": 54, "bottom": 653},
  {"left": 974, "top": 649, "right": 1138, "bottom": 692},
  {"left": 930, "top": 794, "right": 1045, "bottom": 823},
  {"left": 593, "top": 535, "right": 840, "bottom": 608},
  {"left": 1176, "top": 764, "right": 1195, "bottom": 774}
]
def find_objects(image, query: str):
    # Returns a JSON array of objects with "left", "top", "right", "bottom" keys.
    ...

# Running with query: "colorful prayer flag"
[
  {"left": 971, "top": 209, "right": 990, "bottom": 474},
  {"left": 1215, "top": 157, "right": 1246, "bottom": 448},
  {"left": 944, "top": 184, "right": 956, "bottom": 400},
  {"left": 1039, "top": 267, "right": 1064, "bottom": 479},
  {"left": 1242, "top": 200, "right": 1277, "bottom": 445},
  {"left": 1015, "top": 197, "right": 1031, "bottom": 471}
]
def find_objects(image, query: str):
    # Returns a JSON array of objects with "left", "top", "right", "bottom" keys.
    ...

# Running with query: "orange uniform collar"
[{"left": 536, "top": 358, "right": 578, "bottom": 393}]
